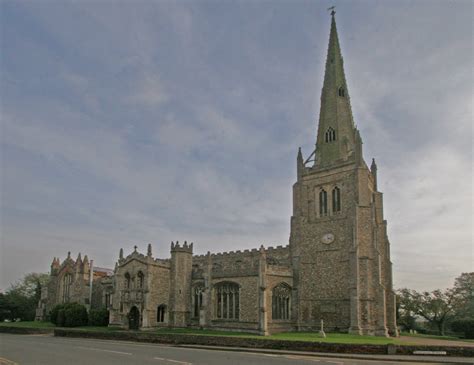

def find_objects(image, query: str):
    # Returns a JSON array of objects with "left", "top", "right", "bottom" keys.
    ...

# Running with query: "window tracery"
[
  {"left": 325, "top": 127, "right": 336, "bottom": 143},
  {"left": 193, "top": 285, "right": 204, "bottom": 318},
  {"left": 215, "top": 282, "right": 239, "bottom": 320},
  {"left": 272, "top": 283, "right": 291, "bottom": 320}
]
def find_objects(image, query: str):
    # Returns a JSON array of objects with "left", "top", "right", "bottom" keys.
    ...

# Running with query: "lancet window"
[
  {"left": 215, "top": 282, "right": 239, "bottom": 320},
  {"left": 157, "top": 304, "right": 166, "bottom": 323},
  {"left": 272, "top": 283, "right": 291, "bottom": 320},
  {"left": 137, "top": 271, "right": 144, "bottom": 289},
  {"left": 332, "top": 186, "right": 341, "bottom": 213},
  {"left": 319, "top": 189, "right": 328, "bottom": 216},
  {"left": 124, "top": 273, "right": 131, "bottom": 289},
  {"left": 338, "top": 87, "right": 345, "bottom": 97},
  {"left": 193, "top": 285, "right": 204, "bottom": 318}
]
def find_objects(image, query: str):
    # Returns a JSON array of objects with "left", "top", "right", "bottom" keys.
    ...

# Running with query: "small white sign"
[{"left": 413, "top": 351, "right": 447, "bottom": 355}]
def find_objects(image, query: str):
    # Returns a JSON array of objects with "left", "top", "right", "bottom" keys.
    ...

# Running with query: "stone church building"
[{"left": 38, "top": 14, "right": 397, "bottom": 336}]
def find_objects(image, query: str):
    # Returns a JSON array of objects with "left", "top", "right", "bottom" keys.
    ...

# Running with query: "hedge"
[
  {"left": 451, "top": 319, "right": 474, "bottom": 339},
  {"left": 50, "top": 303, "right": 88, "bottom": 327},
  {"left": 88, "top": 308, "right": 109, "bottom": 326}
]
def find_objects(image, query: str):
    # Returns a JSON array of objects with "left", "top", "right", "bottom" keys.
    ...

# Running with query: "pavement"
[{"left": 0, "top": 333, "right": 472, "bottom": 365}]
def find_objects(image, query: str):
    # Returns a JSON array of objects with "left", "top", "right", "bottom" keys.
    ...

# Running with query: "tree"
[
  {"left": 452, "top": 272, "right": 474, "bottom": 319},
  {"left": 396, "top": 289, "right": 419, "bottom": 331},
  {"left": 397, "top": 288, "right": 455, "bottom": 335},
  {"left": 0, "top": 273, "right": 49, "bottom": 321}
]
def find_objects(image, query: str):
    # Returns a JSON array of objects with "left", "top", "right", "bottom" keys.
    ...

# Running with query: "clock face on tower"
[{"left": 321, "top": 233, "right": 335, "bottom": 244}]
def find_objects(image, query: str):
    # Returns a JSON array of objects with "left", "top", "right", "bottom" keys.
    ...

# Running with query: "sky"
[{"left": 1, "top": 0, "right": 472, "bottom": 292}]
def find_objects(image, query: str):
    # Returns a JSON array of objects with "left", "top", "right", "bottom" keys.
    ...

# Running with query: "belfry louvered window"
[
  {"left": 325, "top": 127, "right": 336, "bottom": 142},
  {"left": 193, "top": 286, "right": 204, "bottom": 318},
  {"left": 332, "top": 186, "right": 341, "bottom": 212},
  {"left": 338, "top": 87, "right": 345, "bottom": 97},
  {"left": 272, "top": 283, "right": 291, "bottom": 320},
  {"left": 319, "top": 189, "right": 328, "bottom": 216},
  {"left": 215, "top": 282, "right": 239, "bottom": 320}
]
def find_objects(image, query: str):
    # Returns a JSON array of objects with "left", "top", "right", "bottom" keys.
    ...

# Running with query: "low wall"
[
  {"left": 54, "top": 329, "right": 474, "bottom": 357},
  {"left": 0, "top": 326, "right": 54, "bottom": 334}
]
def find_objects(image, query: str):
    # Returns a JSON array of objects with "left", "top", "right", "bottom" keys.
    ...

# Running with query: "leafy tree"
[
  {"left": 0, "top": 273, "right": 49, "bottom": 321},
  {"left": 397, "top": 288, "right": 455, "bottom": 335},
  {"left": 452, "top": 272, "right": 474, "bottom": 319}
]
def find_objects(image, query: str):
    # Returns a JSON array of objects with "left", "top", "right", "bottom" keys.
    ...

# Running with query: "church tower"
[{"left": 290, "top": 11, "right": 397, "bottom": 336}]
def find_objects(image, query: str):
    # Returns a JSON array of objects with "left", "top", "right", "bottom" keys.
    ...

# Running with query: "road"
[{"left": 0, "top": 333, "right": 453, "bottom": 365}]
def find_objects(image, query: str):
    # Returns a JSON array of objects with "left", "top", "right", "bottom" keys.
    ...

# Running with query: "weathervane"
[{"left": 327, "top": 6, "right": 336, "bottom": 16}]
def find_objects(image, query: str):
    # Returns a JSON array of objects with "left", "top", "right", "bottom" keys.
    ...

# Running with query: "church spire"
[{"left": 315, "top": 12, "right": 359, "bottom": 167}]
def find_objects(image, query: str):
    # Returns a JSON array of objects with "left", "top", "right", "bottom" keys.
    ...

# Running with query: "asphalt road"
[{"left": 0, "top": 334, "right": 450, "bottom": 365}]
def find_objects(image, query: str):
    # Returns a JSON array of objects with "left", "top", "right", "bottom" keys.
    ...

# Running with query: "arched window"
[
  {"left": 319, "top": 189, "right": 328, "bottom": 216},
  {"left": 215, "top": 282, "right": 239, "bottom": 320},
  {"left": 62, "top": 273, "right": 72, "bottom": 303},
  {"left": 137, "top": 271, "right": 144, "bottom": 289},
  {"left": 338, "top": 87, "right": 345, "bottom": 97},
  {"left": 157, "top": 304, "right": 166, "bottom": 323},
  {"left": 272, "top": 283, "right": 291, "bottom": 320},
  {"left": 124, "top": 273, "right": 131, "bottom": 289},
  {"left": 193, "top": 285, "right": 204, "bottom": 318},
  {"left": 332, "top": 186, "right": 341, "bottom": 213},
  {"left": 325, "top": 127, "right": 336, "bottom": 143}
]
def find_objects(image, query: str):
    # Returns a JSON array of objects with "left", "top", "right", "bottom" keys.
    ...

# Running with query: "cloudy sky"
[{"left": 1, "top": 0, "right": 472, "bottom": 292}]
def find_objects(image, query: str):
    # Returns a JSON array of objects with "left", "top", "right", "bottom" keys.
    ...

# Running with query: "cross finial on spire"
[{"left": 327, "top": 6, "right": 336, "bottom": 16}]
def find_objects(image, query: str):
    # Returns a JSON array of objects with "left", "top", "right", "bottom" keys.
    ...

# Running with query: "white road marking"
[
  {"left": 153, "top": 357, "right": 192, "bottom": 365},
  {"left": 75, "top": 345, "right": 132, "bottom": 355}
]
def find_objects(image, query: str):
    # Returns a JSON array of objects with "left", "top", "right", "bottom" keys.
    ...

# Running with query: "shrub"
[
  {"left": 57, "top": 309, "right": 66, "bottom": 327},
  {"left": 88, "top": 308, "right": 109, "bottom": 326},
  {"left": 50, "top": 304, "right": 65, "bottom": 325},
  {"left": 451, "top": 319, "right": 474, "bottom": 339},
  {"left": 50, "top": 303, "right": 88, "bottom": 327},
  {"left": 64, "top": 303, "right": 88, "bottom": 327}
]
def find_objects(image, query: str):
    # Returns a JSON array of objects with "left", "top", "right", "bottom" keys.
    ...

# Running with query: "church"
[{"left": 37, "top": 13, "right": 397, "bottom": 337}]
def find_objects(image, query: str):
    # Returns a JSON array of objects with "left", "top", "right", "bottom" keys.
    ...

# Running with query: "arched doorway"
[{"left": 128, "top": 306, "right": 140, "bottom": 330}]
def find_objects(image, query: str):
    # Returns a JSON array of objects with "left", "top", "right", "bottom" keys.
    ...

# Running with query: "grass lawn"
[
  {"left": 3, "top": 322, "right": 470, "bottom": 346},
  {"left": 400, "top": 332, "right": 474, "bottom": 343},
  {"left": 0, "top": 321, "right": 54, "bottom": 328},
  {"left": 270, "top": 332, "right": 398, "bottom": 345},
  {"left": 0, "top": 321, "right": 120, "bottom": 332}
]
